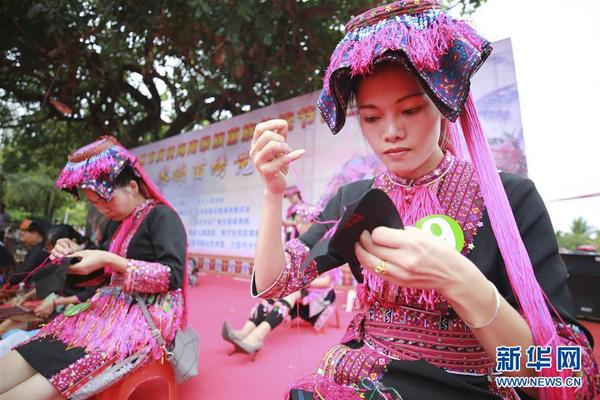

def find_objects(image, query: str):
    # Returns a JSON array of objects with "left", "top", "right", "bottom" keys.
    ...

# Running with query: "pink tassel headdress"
[{"left": 318, "top": 0, "right": 491, "bottom": 133}]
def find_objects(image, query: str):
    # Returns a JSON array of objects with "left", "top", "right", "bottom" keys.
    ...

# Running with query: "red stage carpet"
[
  {"left": 131, "top": 273, "right": 600, "bottom": 400},
  {"left": 132, "top": 273, "right": 354, "bottom": 400}
]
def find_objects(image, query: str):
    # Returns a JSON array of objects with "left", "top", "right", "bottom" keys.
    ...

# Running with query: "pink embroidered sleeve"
[
  {"left": 251, "top": 238, "right": 318, "bottom": 299},
  {"left": 554, "top": 321, "right": 600, "bottom": 399},
  {"left": 123, "top": 259, "right": 171, "bottom": 293}
]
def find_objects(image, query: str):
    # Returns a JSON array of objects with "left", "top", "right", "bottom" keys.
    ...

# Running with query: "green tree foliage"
[
  {"left": 2, "top": 0, "right": 379, "bottom": 162},
  {"left": 1, "top": 0, "right": 485, "bottom": 220},
  {"left": 1, "top": 166, "right": 88, "bottom": 226},
  {"left": 556, "top": 217, "right": 598, "bottom": 252}
]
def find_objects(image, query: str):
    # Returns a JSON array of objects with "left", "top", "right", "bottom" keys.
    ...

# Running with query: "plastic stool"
[{"left": 93, "top": 359, "right": 177, "bottom": 400}]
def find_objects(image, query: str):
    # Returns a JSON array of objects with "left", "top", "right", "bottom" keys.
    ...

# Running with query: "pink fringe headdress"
[
  {"left": 318, "top": 0, "right": 490, "bottom": 133},
  {"left": 317, "top": 1, "right": 573, "bottom": 398},
  {"left": 55, "top": 135, "right": 189, "bottom": 329}
]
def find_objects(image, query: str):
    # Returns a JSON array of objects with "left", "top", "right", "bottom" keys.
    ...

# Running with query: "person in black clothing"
[
  {"left": 0, "top": 202, "right": 11, "bottom": 242},
  {"left": 0, "top": 240, "right": 15, "bottom": 284},
  {"left": 6, "top": 218, "right": 50, "bottom": 287},
  {"left": 0, "top": 224, "right": 104, "bottom": 334},
  {"left": 30, "top": 224, "right": 106, "bottom": 319}
]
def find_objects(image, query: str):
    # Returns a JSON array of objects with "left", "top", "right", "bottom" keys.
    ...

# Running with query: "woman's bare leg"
[
  {"left": 243, "top": 291, "right": 302, "bottom": 346},
  {"left": 0, "top": 351, "right": 36, "bottom": 394},
  {"left": 0, "top": 373, "right": 62, "bottom": 400}
]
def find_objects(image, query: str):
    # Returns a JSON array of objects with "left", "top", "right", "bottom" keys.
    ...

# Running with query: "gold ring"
[{"left": 374, "top": 260, "right": 388, "bottom": 274}]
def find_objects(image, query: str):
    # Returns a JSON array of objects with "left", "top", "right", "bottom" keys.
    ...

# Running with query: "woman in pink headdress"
[
  {"left": 249, "top": 2, "right": 599, "bottom": 399},
  {"left": 283, "top": 186, "right": 311, "bottom": 241},
  {"left": 0, "top": 136, "right": 187, "bottom": 400}
]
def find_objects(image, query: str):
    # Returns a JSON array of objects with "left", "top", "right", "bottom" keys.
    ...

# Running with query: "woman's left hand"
[
  {"left": 355, "top": 226, "right": 480, "bottom": 297},
  {"left": 68, "top": 250, "right": 109, "bottom": 275}
]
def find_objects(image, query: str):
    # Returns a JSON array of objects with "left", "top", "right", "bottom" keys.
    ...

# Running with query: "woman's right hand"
[
  {"left": 50, "top": 238, "right": 81, "bottom": 260},
  {"left": 249, "top": 119, "right": 305, "bottom": 195},
  {"left": 34, "top": 300, "right": 54, "bottom": 319}
]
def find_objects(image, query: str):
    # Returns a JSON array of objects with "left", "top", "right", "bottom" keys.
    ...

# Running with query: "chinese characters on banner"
[{"left": 131, "top": 39, "right": 526, "bottom": 281}]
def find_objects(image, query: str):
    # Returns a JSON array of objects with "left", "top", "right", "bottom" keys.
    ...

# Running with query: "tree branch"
[
  {"left": 152, "top": 71, "right": 182, "bottom": 113},
  {"left": 122, "top": 80, "right": 156, "bottom": 112}
]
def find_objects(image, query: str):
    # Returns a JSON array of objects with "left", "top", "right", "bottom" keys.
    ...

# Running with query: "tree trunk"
[{"left": 45, "top": 191, "right": 56, "bottom": 222}]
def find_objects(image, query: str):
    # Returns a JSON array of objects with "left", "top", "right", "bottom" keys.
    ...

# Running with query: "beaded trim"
[
  {"left": 49, "top": 352, "right": 116, "bottom": 395},
  {"left": 436, "top": 159, "right": 485, "bottom": 255},
  {"left": 317, "top": 344, "right": 387, "bottom": 386},
  {"left": 251, "top": 238, "right": 318, "bottom": 299},
  {"left": 123, "top": 259, "right": 171, "bottom": 293},
  {"left": 67, "top": 136, "right": 119, "bottom": 162},
  {"left": 377, "top": 151, "right": 455, "bottom": 189},
  {"left": 110, "top": 199, "right": 157, "bottom": 289},
  {"left": 114, "top": 199, "right": 155, "bottom": 256},
  {"left": 346, "top": 0, "right": 441, "bottom": 32}
]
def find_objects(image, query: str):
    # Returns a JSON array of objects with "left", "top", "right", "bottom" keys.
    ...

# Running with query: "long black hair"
[{"left": 46, "top": 224, "right": 84, "bottom": 247}]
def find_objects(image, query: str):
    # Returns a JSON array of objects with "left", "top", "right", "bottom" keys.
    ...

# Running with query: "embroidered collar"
[
  {"left": 132, "top": 199, "right": 155, "bottom": 217},
  {"left": 384, "top": 151, "right": 455, "bottom": 188}
]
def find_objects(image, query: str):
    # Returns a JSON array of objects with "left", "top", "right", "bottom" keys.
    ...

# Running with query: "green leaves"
[
  {"left": 1, "top": 0, "right": 487, "bottom": 220},
  {"left": 556, "top": 217, "right": 599, "bottom": 252}
]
